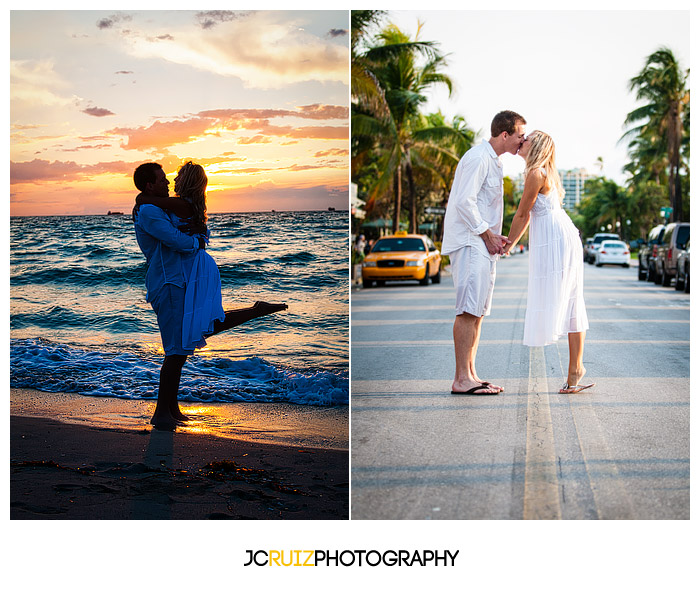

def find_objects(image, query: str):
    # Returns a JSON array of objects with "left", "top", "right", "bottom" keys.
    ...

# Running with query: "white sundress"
[{"left": 523, "top": 184, "right": 589, "bottom": 347}]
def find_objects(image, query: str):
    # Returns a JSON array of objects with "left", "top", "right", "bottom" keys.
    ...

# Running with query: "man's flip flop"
[
  {"left": 559, "top": 382, "right": 595, "bottom": 394},
  {"left": 451, "top": 385, "right": 500, "bottom": 395},
  {"left": 482, "top": 381, "right": 504, "bottom": 393}
]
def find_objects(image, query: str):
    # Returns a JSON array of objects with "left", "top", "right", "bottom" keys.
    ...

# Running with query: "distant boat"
[
  {"left": 107, "top": 211, "right": 123, "bottom": 215},
  {"left": 328, "top": 207, "right": 336, "bottom": 212}
]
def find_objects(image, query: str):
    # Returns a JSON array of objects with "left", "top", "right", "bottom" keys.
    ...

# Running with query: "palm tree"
[
  {"left": 408, "top": 111, "right": 476, "bottom": 235},
  {"left": 351, "top": 11, "right": 388, "bottom": 121},
  {"left": 352, "top": 22, "right": 456, "bottom": 232},
  {"left": 581, "top": 177, "right": 630, "bottom": 236},
  {"left": 623, "top": 47, "right": 689, "bottom": 221},
  {"left": 623, "top": 128, "right": 668, "bottom": 187}
]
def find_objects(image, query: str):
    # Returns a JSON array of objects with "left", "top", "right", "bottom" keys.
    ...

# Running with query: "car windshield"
[
  {"left": 594, "top": 235, "right": 618, "bottom": 245},
  {"left": 676, "top": 226, "right": 690, "bottom": 248},
  {"left": 371, "top": 238, "right": 425, "bottom": 252},
  {"left": 602, "top": 241, "right": 626, "bottom": 248}
]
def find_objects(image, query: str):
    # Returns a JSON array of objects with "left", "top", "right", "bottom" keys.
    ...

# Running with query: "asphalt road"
[{"left": 350, "top": 252, "right": 690, "bottom": 520}]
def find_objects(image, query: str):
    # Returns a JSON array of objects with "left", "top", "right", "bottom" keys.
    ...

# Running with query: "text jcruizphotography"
[{"left": 244, "top": 550, "right": 460, "bottom": 567}]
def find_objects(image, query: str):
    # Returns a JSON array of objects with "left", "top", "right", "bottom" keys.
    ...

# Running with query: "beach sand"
[{"left": 10, "top": 389, "right": 349, "bottom": 520}]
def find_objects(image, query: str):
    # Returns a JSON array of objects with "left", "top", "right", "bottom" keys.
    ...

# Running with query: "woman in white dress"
[{"left": 505, "top": 131, "right": 594, "bottom": 394}]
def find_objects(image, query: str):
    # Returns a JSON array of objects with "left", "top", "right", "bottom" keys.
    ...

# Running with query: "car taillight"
[
  {"left": 624, "top": 250, "right": 629, "bottom": 255},
  {"left": 652, "top": 245, "right": 658, "bottom": 257},
  {"left": 600, "top": 250, "right": 606, "bottom": 254},
  {"left": 668, "top": 248, "right": 673, "bottom": 260}
]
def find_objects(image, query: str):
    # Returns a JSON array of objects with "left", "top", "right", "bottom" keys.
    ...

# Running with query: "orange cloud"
[
  {"left": 109, "top": 118, "right": 215, "bottom": 151},
  {"left": 10, "top": 158, "right": 137, "bottom": 184},
  {"left": 106, "top": 106, "right": 348, "bottom": 151}
]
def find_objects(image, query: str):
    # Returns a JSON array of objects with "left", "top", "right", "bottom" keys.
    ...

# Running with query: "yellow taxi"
[{"left": 361, "top": 231, "right": 441, "bottom": 288}]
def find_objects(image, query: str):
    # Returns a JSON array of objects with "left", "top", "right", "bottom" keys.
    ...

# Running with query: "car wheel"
[
  {"left": 595, "top": 260, "right": 602, "bottom": 267},
  {"left": 648, "top": 264, "right": 657, "bottom": 283},
  {"left": 419, "top": 264, "right": 430, "bottom": 285},
  {"left": 638, "top": 263, "right": 646, "bottom": 280},
  {"left": 623, "top": 263, "right": 630, "bottom": 268},
  {"left": 675, "top": 270, "right": 685, "bottom": 291},
  {"left": 685, "top": 269, "right": 690, "bottom": 293},
  {"left": 431, "top": 265, "right": 441, "bottom": 284},
  {"left": 362, "top": 278, "right": 373, "bottom": 289},
  {"left": 661, "top": 266, "right": 671, "bottom": 287},
  {"left": 376, "top": 280, "right": 385, "bottom": 287}
]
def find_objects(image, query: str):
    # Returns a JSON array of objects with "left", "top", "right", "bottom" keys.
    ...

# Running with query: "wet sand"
[{"left": 10, "top": 389, "right": 349, "bottom": 520}]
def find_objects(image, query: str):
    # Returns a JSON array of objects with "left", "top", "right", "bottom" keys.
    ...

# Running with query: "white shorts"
[
  {"left": 150, "top": 284, "right": 195, "bottom": 356},
  {"left": 450, "top": 246, "right": 497, "bottom": 317}
]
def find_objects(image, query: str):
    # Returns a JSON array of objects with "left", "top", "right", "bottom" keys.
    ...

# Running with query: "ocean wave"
[
  {"left": 10, "top": 338, "right": 348, "bottom": 407},
  {"left": 11, "top": 262, "right": 148, "bottom": 287}
]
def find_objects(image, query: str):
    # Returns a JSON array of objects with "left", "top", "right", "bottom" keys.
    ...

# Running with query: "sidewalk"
[{"left": 350, "top": 252, "right": 689, "bottom": 519}]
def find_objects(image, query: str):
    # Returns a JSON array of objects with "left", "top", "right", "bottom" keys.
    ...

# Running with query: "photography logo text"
[{"left": 244, "top": 549, "right": 459, "bottom": 568}]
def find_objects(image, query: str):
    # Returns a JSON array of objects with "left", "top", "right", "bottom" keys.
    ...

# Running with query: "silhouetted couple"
[{"left": 133, "top": 161, "right": 287, "bottom": 430}]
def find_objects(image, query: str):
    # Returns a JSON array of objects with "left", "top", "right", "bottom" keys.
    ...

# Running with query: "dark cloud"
[
  {"left": 195, "top": 10, "right": 252, "bottom": 30},
  {"left": 82, "top": 107, "right": 115, "bottom": 117},
  {"left": 96, "top": 13, "right": 132, "bottom": 30},
  {"left": 328, "top": 28, "right": 348, "bottom": 38}
]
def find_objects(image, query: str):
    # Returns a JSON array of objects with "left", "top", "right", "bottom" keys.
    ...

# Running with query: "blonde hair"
[
  {"left": 176, "top": 161, "right": 208, "bottom": 226},
  {"left": 524, "top": 130, "right": 565, "bottom": 200}
]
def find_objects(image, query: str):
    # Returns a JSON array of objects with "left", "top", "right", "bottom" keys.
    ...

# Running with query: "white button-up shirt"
[
  {"left": 441, "top": 139, "right": 504, "bottom": 260},
  {"left": 134, "top": 205, "right": 201, "bottom": 302}
]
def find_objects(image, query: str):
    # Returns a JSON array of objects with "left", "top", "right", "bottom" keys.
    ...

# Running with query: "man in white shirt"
[
  {"left": 132, "top": 163, "right": 203, "bottom": 430},
  {"left": 442, "top": 111, "right": 526, "bottom": 395}
]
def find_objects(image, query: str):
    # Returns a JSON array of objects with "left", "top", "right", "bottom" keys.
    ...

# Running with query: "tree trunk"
[
  {"left": 392, "top": 167, "right": 402, "bottom": 233},
  {"left": 668, "top": 103, "right": 683, "bottom": 222},
  {"left": 406, "top": 161, "right": 417, "bottom": 234}
]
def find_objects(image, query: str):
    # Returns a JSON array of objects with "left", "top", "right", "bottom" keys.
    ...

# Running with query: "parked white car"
[{"left": 595, "top": 240, "right": 630, "bottom": 267}]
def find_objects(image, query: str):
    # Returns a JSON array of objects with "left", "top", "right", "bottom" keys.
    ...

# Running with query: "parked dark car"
[
  {"left": 583, "top": 237, "right": 594, "bottom": 262},
  {"left": 586, "top": 233, "right": 620, "bottom": 264},
  {"left": 638, "top": 224, "right": 666, "bottom": 282},
  {"left": 675, "top": 238, "right": 690, "bottom": 293},
  {"left": 654, "top": 222, "right": 690, "bottom": 286}
]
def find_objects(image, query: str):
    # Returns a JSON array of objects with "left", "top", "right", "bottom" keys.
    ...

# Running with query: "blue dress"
[{"left": 177, "top": 211, "right": 225, "bottom": 351}]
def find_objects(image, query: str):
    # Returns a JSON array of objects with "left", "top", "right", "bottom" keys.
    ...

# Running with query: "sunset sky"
[{"left": 10, "top": 10, "right": 349, "bottom": 215}]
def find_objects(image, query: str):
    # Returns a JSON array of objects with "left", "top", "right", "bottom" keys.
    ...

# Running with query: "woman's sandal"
[{"left": 559, "top": 382, "right": 595, "bottom": 394}]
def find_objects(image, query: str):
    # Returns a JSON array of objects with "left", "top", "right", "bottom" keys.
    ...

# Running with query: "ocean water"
[{"left": 10, "top": 211, "right": 349, "bottom": 407}]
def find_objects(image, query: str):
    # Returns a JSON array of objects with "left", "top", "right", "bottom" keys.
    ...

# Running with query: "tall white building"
[
  {"left": 513, "top": 168, "right": 590, "bottom": 211},
  {"left": 559, "top": 169, "right": 590, "bottom": 211}
]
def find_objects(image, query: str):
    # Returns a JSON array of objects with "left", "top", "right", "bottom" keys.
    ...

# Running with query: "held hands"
[{"left": 481, "top": 229, "right": 512, "bottom": 256}]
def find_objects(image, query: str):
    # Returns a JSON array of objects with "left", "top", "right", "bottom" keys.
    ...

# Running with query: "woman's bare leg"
[
  {"left": 206, "top": 301, "right": 287, "bottom": 337},
  {"left": 566, "top": 331, "right": 586, "bottom": 386}
]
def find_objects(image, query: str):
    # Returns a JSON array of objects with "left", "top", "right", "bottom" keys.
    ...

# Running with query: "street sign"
[
  {"left": 424, "top": 207, "right": 445, "bottom": 214},
  {"left": 661, "top": 207, "right": 673, "bottom": 218}
]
